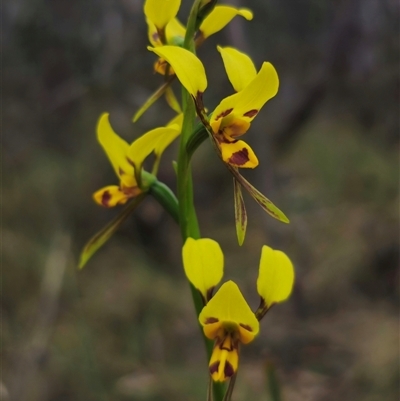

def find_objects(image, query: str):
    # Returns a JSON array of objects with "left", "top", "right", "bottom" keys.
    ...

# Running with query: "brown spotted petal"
[
  {"left": 93, "top": 185, "right": 131, "bottom": 208},
  {"left": 220, "top": 140, "right": 258, "bottom": 168}
]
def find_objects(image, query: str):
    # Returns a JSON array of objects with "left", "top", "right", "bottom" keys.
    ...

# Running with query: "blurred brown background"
[{"left": 3, "top": 0, "right": 399, "bottom": 400}]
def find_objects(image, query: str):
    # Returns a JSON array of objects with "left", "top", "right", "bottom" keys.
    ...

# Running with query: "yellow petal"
[
  {"left": 182, "top": 238, "right": 224, "bottom": 301},
  {"left": 127, "top": 126, "right": 180, "bottom": 172},
  {"left": 218, "top": 46, "right": 257, "bottom": 92},
  {"left": 165, "top": 86, "right": 182, "bottom": 113},
  {"left": 220, "top": 140, "right": 259, "bottom": 168},
  {"left": 144, "top": 0, "right": 181, "bottom": 30},
  {"left": 148, "top": 46, "right": 207, "bottom": 96},
  {"left": 97, "top": 113, "right": 133, "bottom": 179},
  {"left": 154, "top": 124, "right": 181, "bottom": 158},
  {"left": 167, "top": 112, "right": 183, "bottom": 129},
  {"left": 231, "top": 62, "right": 279, "bottom": 118},
  {"left": 165, "top": 17, "right": 186, "bottom": 45},
  {"left": 145, "top": 18, "right": 162, "bottom": 47},
  {"left": 210, "top": 62, "right": 279, "bottom": 132},
  {"left": 199, "top": 6, "right": 253, "bottom": 39},
  {"left": 257, "top": 246, "right": 295, "bottom": 308},
  {"left": 93, "top": 185, "right": 131, "bottom": 207},
  {"left": 209, "top": 340, "right": 239, "bottom": 382},
  {"left": 199, "top": 281, "right": 259, "bottom": 337}
]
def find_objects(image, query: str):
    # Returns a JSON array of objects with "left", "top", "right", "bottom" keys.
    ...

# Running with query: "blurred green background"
[{"left": 3, "top": 0, "right": 399, "bottom": 400}]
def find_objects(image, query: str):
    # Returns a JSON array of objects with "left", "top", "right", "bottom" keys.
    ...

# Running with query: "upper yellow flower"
[
  {"left": 144, "top": 0, "right": 253, "bottom": 74},
  {"left": 182, "top": 239, "right": 295, "bottom": 382},
  {"left": 149, "top": 45, "right": 279, "bottom": 169},
  {"left": 94, "top": 113, "right": 181, "bottom": 207}
]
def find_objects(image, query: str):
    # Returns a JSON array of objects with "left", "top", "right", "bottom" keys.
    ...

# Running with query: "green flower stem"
[
  {"left": 175, "top": 1, "right": 225, "bottom": 399},
  {"left": 149, "top": 180, "right": 179, "bottom": 223}
]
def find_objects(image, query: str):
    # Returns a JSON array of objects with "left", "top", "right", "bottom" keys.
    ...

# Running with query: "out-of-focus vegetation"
[{"left": 3, "top": 0, "right": 399, "bottom": 400}]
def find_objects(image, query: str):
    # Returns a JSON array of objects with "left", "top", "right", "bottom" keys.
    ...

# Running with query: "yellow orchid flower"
[
  {"left": 144, "top": 0, "right": 253, "bottom": 73},
  {"left": 137, "top": 1, "right": 253, "bottom": 121},
  {"left": 199, "top": 281, "right": 259, "bottom": 382},
  {"left": 182, "top": 237, "right": 224, "bottom": 303},
  {"left": 149, "top": 45, "right": 279, "bottom": 169},
  {"left": 148, "top": 46, "right": 288, "bottom": 238},
  {"left": 183, "top": 240, "right": 294, "bottom": 381},
  {"left": 93, "top": 113, "right": 181, "bottom": 207}
]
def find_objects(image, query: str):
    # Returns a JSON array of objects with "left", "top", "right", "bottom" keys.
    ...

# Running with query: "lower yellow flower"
[
  {"left": 183, "top": 240, "right": 295, "bottom": 382},
  {"left": 199, "top": 281, "right": 259, "bottom": 382}
]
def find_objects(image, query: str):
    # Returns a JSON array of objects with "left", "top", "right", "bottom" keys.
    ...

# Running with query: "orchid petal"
[
  {"left": 97, "top": 113, "right": 133, "bottom": 179},
  {"left": 93, "top": 185, "right": 132, "bottom": 208},
  {"left": 165, "top": 17, "right": 186, "bottom": 45},
  {"left": 145, "top": 18, "right": 162, "bottom": 47},
  {"left": 257, "top": 246, "right": 295, "bottom": 308},
  {"left": 220, "top": 140, "right": 259, "bottom": 168},
  {"left": 200, "top": 6, "right": 253, "bottom": 39},
  {"left": 211, "top": 62, "right": 279, "bottom": 128},
  {"left": 144, "top": 0, "right": 181, "bottom": 30},
  {"left": 228, "top": 166, "right": 290, "bottom": 223},
  {"left": 148, "top": 46, "right": 207, "bottom": 96},
  {"left": 233, "top": 178, "right": 247, "bottom": 246},
  {"left": 199, "top": 281, "right": 259, "bottom": 336},
  {"left": 128, "top": 126, "right": 180, "bottom": 173},
  {"left": 79, "top": 195, "right": 145, "bottom": 269},
  {"left": 182, "top": 238, "right": 224, "bottom": 302},
  {"left": 218, "top": 46, "right": 257, "bottom": 92}
]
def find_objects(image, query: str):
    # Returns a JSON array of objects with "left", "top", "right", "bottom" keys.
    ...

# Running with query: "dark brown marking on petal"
[
  {"left": 206, "top": 287, "right": 215, "bottom": 302},
  {"left": 243, "top": 109, "right": 258, "bottom": 118},
  {"left": 239, "top": 323, "right": 253, "bottom": 332},
  {"left": 152, "top": 32, "right": 160, "bottom": 42},
  {"left": 205, "top": 317, "right": 219, "bottom": 324},
  {"left": 228, "top": 148, "right": 250, "bottom": 166},
  {"left": 224, "top": 361, "right": 235, "bottom": 378},
  {"left": 101, "top": 191, "right": 112, "bottom": 207},
  {"left": 126, "top": 157, "right": 135, "bottom": 168},
  {"left": 215, "top": 108, "right": 233, "bottom": 121},
  {"left": 209, "top": 361, "right": 219, "bottom": 375},
  {"left": 119, "top": 167, "right": 126, "bottom": 176},
  {"left": 195, "top": 91, "right": 205, "bottom": 111}
]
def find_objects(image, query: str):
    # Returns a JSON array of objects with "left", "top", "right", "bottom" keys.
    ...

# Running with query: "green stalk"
[{"left": 176, "top": 1, "right": 225, "bottom": 399}]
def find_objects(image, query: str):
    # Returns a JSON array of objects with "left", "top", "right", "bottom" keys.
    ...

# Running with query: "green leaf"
[
  {"left": 228, "top": 165, "right": 290, "bottom": 223},
  {"left": 266, "top": 361, "right": 282, "bottom": 401},
  {"left": 233, "top": 178, "right": 247, "bottom": 245},
  {"left": 78, "top": 195, "right": 146, "bottom": 269}
]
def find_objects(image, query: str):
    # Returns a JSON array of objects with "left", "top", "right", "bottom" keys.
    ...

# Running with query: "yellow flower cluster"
[{"left": 183, "top": 238, "right": 294, "bottom": 382}]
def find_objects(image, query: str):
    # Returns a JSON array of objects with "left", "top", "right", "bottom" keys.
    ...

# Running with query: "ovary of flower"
[
  {"left": 93, "top": 113, "right": 181, "bottom": 207},
  {"left": 149, "top": 45, "right": 279, "bottom": 168},
  {"left": 199, "top": 281, "right": 259, "bottom": 382}
]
